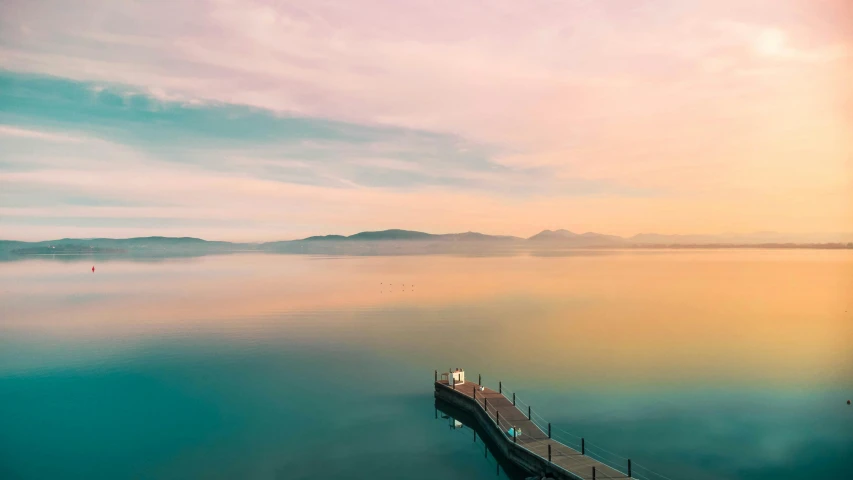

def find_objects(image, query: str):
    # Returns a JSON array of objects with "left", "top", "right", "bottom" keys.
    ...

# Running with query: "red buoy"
[{"left": 92, "top": 266, "right": 95, "bottom": 273}]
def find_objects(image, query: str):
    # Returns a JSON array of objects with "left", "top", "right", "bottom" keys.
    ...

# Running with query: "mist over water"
[{"left": 1, "top": 250, "right": 852, "bottom": 479}]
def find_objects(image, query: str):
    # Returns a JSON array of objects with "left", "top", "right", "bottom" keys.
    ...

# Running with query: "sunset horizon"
[
  {"left": 1, "top": 2, "right": 851, "bottom": 480},
  {"left": 2, "top": 0, "right": 851, "bottom": 241},
  {"left": 3, "top": 225, "right": 853, "bottom": 244}
]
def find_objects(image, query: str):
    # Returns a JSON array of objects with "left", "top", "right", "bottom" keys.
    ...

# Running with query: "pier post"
[{"left": 431, "top": 372, "right": 647, "bottom": 479}]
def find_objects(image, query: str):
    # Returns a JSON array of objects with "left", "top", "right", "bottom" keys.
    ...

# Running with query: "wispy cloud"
[
  {"left": 0, "top": 125, "right": 87, "bottom": 143},
  {"left": 0, "top": 0, "right": 850, "bottom": 239}
]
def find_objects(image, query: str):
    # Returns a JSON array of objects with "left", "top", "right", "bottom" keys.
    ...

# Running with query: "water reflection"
[
  {"left": 434, "top": 398, "right": 525, "bottom": 480},
  {"left": 3, "top": 251, "right": 851, "bottom": 387},
  {"left": 1, "top": 250, "right": 852, "bottom": 479}
]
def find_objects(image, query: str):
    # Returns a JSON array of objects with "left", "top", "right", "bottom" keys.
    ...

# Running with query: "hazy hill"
[
  {"left": 260, "top": 229, "right": 522, "bottom": 254},
  {"left": 0, "top": 240, "right": 28, "bottom": 250},
  {"left": 346, "top": 229, "right": 435, "bottom": 241},
  {"left": 0, "top": 236, "right": 255, "bottom": 258},
  {"left": 527, "top": 229, "right": 580, "bottom": 241},
  {"left": 442, "top": 231, "right": 522, "bottom": 241},
  {"left": 301, "top": 234, "right": 348, "bottom": 241},
  {"left": 3, "top": 229, "right": 850, "bottom": 259},
  {"left": 528, "top": 229, "right": 625, "bottom": 246},
  {"left": 262, "top": 229, "right": 520, "bottom": 247}
]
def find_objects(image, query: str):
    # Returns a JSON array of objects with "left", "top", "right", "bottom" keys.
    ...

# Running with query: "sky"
[{"left": 0, "top": 0, "right": 851, "bottom": 241}]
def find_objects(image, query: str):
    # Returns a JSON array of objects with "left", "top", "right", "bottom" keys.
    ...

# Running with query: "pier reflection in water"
[{"left": 435, "top": 399, "right": 530, "bottom": 480}]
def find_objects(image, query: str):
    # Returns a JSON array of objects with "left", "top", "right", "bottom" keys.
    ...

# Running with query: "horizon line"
[{"left": 3, "top": 227, "right": 853, "bottom": 244}]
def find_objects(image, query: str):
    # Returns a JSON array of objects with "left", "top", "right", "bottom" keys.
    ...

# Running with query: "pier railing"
[{"left": 440, "top": 372, "right": 675, "bottom": 480}]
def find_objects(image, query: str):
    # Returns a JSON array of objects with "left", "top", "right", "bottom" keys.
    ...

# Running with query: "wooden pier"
[{"left": 435, "top": 371, "right": 637, "bottom": 480}]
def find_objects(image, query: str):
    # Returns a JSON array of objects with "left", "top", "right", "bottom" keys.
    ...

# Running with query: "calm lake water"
[{"left": 1, "top": 250, "right": 852, "bottom": 479}]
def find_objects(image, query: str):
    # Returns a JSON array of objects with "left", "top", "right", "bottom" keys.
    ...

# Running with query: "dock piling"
[{"left": 434, "top": 371, "right": 662, "bottom": 480}]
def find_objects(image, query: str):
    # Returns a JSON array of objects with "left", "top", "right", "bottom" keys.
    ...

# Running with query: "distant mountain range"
[
  {"left": 528, "top": 229, "right": 625, "bottom": 246},
  {"left": 2, "top": 229, "right": 851, "bottom": 258},
  {"left": 0, "top": 236, "right": 254, "bottom": 258},
  {"left": 265, "top": 229, "right": 522, "bottom": 246}
]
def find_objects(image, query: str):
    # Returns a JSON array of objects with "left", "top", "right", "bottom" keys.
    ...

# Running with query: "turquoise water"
[{"left": 1, "top": 251, "right": 852, "bottom": 479}]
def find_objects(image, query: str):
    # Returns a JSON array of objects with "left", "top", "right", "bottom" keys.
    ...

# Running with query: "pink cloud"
[
  {"left": 0, "top": 125, "right": 87, "bottom": 143},
  {"left": 0, "top": 0, "right": 851, "bottom": 239}
]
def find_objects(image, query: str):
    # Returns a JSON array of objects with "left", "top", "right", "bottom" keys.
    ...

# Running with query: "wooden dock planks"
[{"left": 437, "top": 379, "right": 629, "bottom": 479}]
